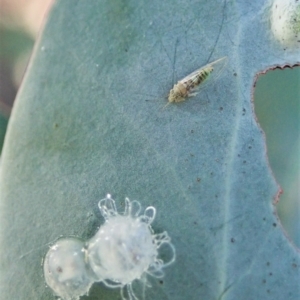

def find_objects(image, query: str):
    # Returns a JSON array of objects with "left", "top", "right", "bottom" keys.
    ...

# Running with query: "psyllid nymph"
[{"left": 168, "top": 56, "right": 227, "bottom": 103}]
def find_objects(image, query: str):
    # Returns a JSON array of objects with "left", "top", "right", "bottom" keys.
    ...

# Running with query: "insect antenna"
[
  {"left": 171, "top": 38, "right": 179, "bottom": 88},
  {"left": 161, "top": 102, "right": 171, "bottom": 110}
]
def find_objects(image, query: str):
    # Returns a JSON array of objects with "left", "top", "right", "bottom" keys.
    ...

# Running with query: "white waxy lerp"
[
  {"left": 43, "top": 238, "right": 95, "bottom": 300},
  {"left": 43, "top": 195, "right": 175, "bottom": 300},
  {"left": 87, "top": 194, "right": 175, "bottom": 299}
]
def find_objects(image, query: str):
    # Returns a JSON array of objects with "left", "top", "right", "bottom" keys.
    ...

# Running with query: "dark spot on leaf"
[
  {"left": 194, "top": 221, "right": 198, "bottom": 225},
  {"left": 248, "top": 146, "right": 252, "bottom": 149},
  {"left": 57, "top": 267, "right": 63, "bottom": 273},
  {"left": 159, "top": 280, "right": 163, "bottom": 285},
  {"left": 266, "top": 262, "right": 270, "bottom": 266},
  {"left": 219, "top": 106, "right": 223, "bottom": 111},
  {"left": 273, "top": 223, "right": 277, "bottom": 227},
  {"left": 191, "top": 129, "right": 194, "bottom": 133},
  {"left": 269, "top": 272, "right": 272, "bottom": 276},
  {"left": 243, "top": 160, "right": 247, "bottom": 164},
  {"left": 263, "top": 217, "right": 266, "bottom": 221},
  {"left": 262, "top": 279, "right": 266, "bottom": 284},
  {"left": 231, "top": 238, "right": 235, "bottom": 243},
  {"left": 197, "top": 177, "right": 201, "bottom": 182}
]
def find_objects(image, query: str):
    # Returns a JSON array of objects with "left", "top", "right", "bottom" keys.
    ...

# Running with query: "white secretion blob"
[
  {"left": 43, "top": 238, "right": 95, "bottom": 300},
  {"left": 271, "top": 0, "right": 300, "bottom": 48},
  {"left": 87, "top": 194, "right": 176, "bottom": 300},
  {"left": 43, "top": 195, "right": 175, "bottom": 300}
]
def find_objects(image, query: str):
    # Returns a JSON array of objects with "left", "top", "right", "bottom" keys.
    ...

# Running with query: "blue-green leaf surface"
[{"left": 0, "top": 0, "right": 299, "bottom": 299}]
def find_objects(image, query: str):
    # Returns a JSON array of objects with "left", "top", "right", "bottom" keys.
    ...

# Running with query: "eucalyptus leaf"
[{"left": 0, "top": 0, "right": 299, "bottom": 299}]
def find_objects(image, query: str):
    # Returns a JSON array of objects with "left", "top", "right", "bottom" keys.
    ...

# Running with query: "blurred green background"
[
  {"left": 0, "top": 0, "right": 299, "bottom": 248},
  {"left": 254, "top": 67, "right": 300, "bottom": 248}
]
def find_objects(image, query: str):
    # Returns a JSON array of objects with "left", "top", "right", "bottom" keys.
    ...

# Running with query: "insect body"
[{"left": 168, "top": 56, "right": 227, "bottom": 103}]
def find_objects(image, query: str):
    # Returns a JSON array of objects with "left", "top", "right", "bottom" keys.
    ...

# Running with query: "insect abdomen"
[{"left": 187, "top": 68, "right": 212, "bottom": 90}]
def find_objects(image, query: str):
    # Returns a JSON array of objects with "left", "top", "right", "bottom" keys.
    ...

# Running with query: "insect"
[
  {"left": 43, "top": 194, "right": 176, "bottom": 300},
  {"left": 168, "top": 56, "right": 228, "bottom": 104}
]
